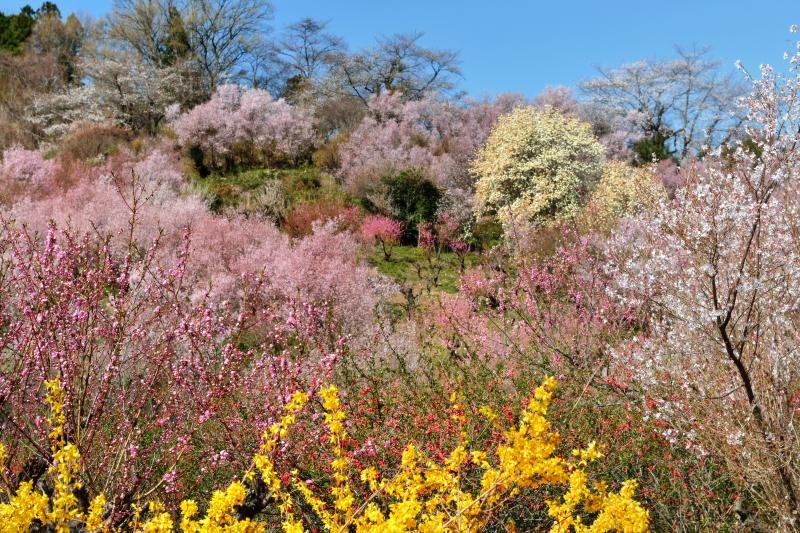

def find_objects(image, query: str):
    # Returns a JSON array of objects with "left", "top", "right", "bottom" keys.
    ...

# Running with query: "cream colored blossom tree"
[
  {"left": 471, "top": 106, "right": 604, "bottom": 229},
  {"left": 583, "top": 161, "right": 665, "bottom": 230}
]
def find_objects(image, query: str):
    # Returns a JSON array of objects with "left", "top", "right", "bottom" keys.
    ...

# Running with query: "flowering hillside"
[{"left": 0, "top": 1, "right": 798, "bottom": 531}]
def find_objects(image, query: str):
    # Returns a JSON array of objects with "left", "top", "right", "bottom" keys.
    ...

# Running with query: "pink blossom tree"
[
  {"left": 449, "top": 238, "right": 470, "bottom": 272},
  {"left": 0, "top": 145, "right": 57, "bottom": 187},
  {"left": 172, "top": 85, "right": 316, "bottom": 170},
  {"left": 5, "top": 145, "right": 393, "bottom": 342},
  {"left": 0, "top": 220, "right": 345, "bottom": 523},
  {"left": 433, "top": 230, "right": 637, "bottom": 373},
  {"left": 360, "top": 214, "right": 403, "bottom": 260},
  {"left": 337, "top": 91, "right": 525, "bottom": 214},
  {"left": 533, "top": 85, "right": 580, "bottom": 115}
]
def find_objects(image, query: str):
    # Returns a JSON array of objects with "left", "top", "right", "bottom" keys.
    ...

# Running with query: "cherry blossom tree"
[
  {"left": 172, "top": 84, "right": 316, "bottom": 170},
  {"left": 581, "top": 48, "right": 745, "bottom": 160},
  {"left": 5, "top": 145, "right": 393, "bottom": 340},
  {"left": 605, "top": 38, "right": 800, "bottom": 526},
  {"left": 0, "top": 145, "right": 57, "bottom": 186},
  {"left": 337, "top": 91, "right": 525, "bottom": 214}
]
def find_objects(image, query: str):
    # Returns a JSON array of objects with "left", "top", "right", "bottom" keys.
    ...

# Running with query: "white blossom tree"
[
  {"left": 606, "top": 36, "right": 800, "bottom": 527},
  {"left": 471, "top": 105, "right": 605, "bottom": 229}
]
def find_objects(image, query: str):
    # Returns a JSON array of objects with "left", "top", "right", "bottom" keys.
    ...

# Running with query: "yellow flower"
[
  {"left": 471, "top": 451, "right": 487, "bottom": 466},
  {"left": 401, "top": 444, "right": 418, "bottom": 468},
  {"left": 479, "top": 406, "right": 498, "bottom": 424},
  {"left": 0, "top": 481, "right": 49, "bottom": 531},
  {"left": 572, "top": 441, "right": 603, "bottom": 465},
  {"left": 85, "top": 494, "right": 106, "bottom": 531},
  {"left": 320, "top": 385, "right": 340, "bottom": 411},
  {"left": 140, "top": 511, "right": 173, "bottom": 532},
  {"left": 0, "top": 378, "right": 649, "bottom": 533}
]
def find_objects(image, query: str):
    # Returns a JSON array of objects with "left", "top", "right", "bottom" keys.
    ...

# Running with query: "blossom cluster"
[
  {"left": 172, "top": 85, "right": 316, "bottom": 169},
  {"left": 583, "top": 160, "right": 665, "bottom": 230},
  {"left": 359, "top": 214, "right": 403, "bottom": 259},
  {"left": 602, "top": 32, "right": 800, "bottom": 526},
  {"left": 5, "top": 149, "right": 393, "bottom": 339},
  {"left": 0, "top": 145, "right": 57, "bottom": 186},
  {"left": 337, "top": 91, "right": 526, "bottom": 208},
  {"left": 471, "top": 106, "right": 605, "bottom": 229},
  {"left": 0, "top": 220, "right": 354, "bottom": 519}
]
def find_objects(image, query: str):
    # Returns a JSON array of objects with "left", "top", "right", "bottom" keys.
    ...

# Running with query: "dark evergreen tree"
[
  {"left": 0, "top": 4, "right": 37, "bottom": 54},
  {"left": 161, "top": 4, "right": 191, "bottom": 66}
]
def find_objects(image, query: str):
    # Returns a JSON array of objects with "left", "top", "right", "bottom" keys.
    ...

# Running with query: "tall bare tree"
[
  {"left": 29, "top": 11, "right": 85, "bottom": 84},
  {"left": 107, "top": 0, "right": 169, "bottom": 66},
  {"left": 580, "top": 48, "right": 745, "bottom": 160},
  {"left": 184, "top": 0, "right": 273, "bottom": 92},
  {"left": 276, "top": 18, "right": 343, "bottom": 82},
  {"left": 108, "top": 0, "right": 273, "bottom": 95},
  {"left": 328, "top": 32, "right": 461, "bottom": 104}
]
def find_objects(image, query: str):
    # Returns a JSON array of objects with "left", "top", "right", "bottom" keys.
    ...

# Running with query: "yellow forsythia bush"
[{"left": 1, "top": 379, "right": 649, "bottom": 532}]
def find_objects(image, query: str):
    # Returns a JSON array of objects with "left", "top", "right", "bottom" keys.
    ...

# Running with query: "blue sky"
[{"left": 2, "top": 0, "right": 797, "bottom": 98}]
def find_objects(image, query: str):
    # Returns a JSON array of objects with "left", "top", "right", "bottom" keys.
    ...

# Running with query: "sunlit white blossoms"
[
  {"left": 471, "top": 105, "right": 604, "bottom": 229},
  {"left": 605, "top": 30, "right": 800, "bottom": 527}
]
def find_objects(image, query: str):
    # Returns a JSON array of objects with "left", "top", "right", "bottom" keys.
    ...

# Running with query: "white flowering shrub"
[
  {"left": 583, "top": 160, "right": 665, "bottom": 230},
  {"left": 28, "top": 85, "right": 107, "bottom": 141},
  {"left": 471, "top": 106, "right": 604, "bottom": 229}
]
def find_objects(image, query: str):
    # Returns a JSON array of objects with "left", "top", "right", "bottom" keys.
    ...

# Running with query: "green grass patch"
[
  {"left": 190, "top": 167, "right": 279, "bottom": 212},
  {"left": 366, "top": 245, "right": 479, "bottom": 294},
  {"left": 279, "top": 167, "right": 355, "bottom": 207}
]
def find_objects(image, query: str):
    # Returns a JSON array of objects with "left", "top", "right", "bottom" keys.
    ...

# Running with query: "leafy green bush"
[{"left": 380, "top": 170, "right": 441, "bottom": 243}]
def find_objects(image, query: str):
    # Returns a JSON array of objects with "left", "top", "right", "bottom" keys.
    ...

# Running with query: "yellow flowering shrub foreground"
[{"left": 0, "top": 378, "right": 649, "bottom": 532}]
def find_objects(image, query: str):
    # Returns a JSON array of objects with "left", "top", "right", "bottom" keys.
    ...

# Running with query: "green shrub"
[
  {"left": 632, "top": 131, "right": 674, "bottom": 165},
  {"left": 380, "top": 170, "right": 441, "bottom": 243}
]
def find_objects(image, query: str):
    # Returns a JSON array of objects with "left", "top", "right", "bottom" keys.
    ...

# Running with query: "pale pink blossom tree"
[
  {"left": 0, "top": 145, "right": 57, "bottom": 187},
  {"left": 433, "top": 230, "right": 636, "bottom": 374},
  {"left": 5, "top": 147, "right": 393, "bottom": 341},
  {"left": 172, "top": 85, "right": 316, "bottom": 170},
  {"left": 605, "top": 38, "right": 800, "bottom": 525},
  {"left": 337, "top": 91, "right": 525, "bottom": 212}
]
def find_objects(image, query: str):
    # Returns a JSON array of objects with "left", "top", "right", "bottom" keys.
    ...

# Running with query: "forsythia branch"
[{"left": 0, "top": 379, "right": 649, "bottom": 532}]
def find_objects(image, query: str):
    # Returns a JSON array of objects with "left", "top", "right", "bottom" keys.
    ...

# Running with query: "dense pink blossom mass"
[
  {"left": 359, "top": 214, "right": 403, "bottom": 259},
  {"left": 1, "top": 2, "right": 799, "bottom": 529},
  {"left": 338, "top": 92, "right": 525, "bottom": 198},
  {"left": 172, "top": 85, "right": 316, "bottom": 169},
  {"left": 0, "top": 145, "right": 56, "bottom": 186}
]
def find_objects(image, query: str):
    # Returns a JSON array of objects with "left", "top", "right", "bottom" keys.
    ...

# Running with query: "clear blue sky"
[{"left": 2, "top": 0, "right": 798, "bottom": 98}]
